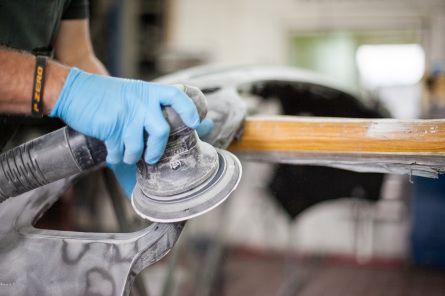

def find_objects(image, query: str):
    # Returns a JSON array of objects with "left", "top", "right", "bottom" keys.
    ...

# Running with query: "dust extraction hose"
[{"left": 0, "top": 127, "right": 106, "bottom": 202}]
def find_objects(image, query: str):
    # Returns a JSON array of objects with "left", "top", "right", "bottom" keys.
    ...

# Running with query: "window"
[{"left": 356, "top": 44, "right": 425, "bottom": 88}]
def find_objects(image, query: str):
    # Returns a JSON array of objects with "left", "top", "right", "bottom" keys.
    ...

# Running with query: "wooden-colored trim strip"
[{"left": 229, "top": 116, "right": 445, "bottom": 155}]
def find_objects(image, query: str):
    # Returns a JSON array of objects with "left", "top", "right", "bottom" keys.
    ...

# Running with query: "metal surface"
[
  {"left": 132, "top": 149, "right": 242, "bottom": 222},
  {"left": 0, "top": 176, "right": 183, "bottom": 296},
  {"left": 156, "top": 64, "right": 356, "bottom": 96},
  {"left": 235, "top": 151, "right": 445, "bottom": 178}
]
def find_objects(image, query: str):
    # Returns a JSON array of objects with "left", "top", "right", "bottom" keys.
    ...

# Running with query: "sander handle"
[{"left": 0, "top": 127, "right": 106, "bottom": 202}]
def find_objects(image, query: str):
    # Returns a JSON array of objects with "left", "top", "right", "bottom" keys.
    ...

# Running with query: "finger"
[
  {"left": 123, "top": 120, "right": 144, "bottom": 164},
  {"left": 172, "top": 84, "right": 185, "bottom": 92},
  {"left": 155, "top": 85, "right": 200, "bottom": 128},
  {"left": 196, "top": 118, "right": 214, "bottom": 138},
  {"left": 144, "top": 101, "right": 170, "bottom": 164},
  {"left": 105, "top": 139, "right": 124, "bottom": 164},
  {"left": 109, "top": 162, "right": 137, "bottom": 198}
]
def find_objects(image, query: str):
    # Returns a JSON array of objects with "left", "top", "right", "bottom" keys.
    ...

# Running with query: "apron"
[{"left": 0, "top": 0, "right": 86, "bottom": 151}]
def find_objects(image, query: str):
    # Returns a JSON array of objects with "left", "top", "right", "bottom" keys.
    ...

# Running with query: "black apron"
[{"left": 0, "top": 0, "right": 88, "bottom": 151}]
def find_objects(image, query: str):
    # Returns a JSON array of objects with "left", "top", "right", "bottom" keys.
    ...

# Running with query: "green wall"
[{"left": 290, "top": 30, "right": 420, "bottom": 89}]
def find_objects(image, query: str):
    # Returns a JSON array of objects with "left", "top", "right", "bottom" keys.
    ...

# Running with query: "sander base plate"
[{"left": 131, "top": 149, "right": 242, "bottom": 223}]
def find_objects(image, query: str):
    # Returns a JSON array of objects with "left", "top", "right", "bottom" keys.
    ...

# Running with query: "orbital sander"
[
  {"left": 0, "top": 86, "right": 242, "bottom": 222},
  {"left": 132, "top": 86, "right": 242, "bottom": 222}
]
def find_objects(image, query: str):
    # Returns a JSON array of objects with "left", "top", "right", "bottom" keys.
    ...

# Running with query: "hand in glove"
[
  {"left": 110, "top": 118, "right": 214, "bottom": 197},
  {"left": 108, "top": 84, "right": 213, "bottom": 198},
  {"left": 50, "top": 67, "right": 200, "bottom": 165}
]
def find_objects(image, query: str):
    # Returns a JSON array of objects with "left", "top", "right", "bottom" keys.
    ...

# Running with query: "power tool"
[{"left": 0, "top": 86, "right": 242, "bottom": 222}]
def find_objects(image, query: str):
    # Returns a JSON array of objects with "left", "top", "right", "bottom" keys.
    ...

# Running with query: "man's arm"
[
  {"left": 0, "top": 19, "right": 104, "bottom": 115},
  {"left": 0, "top": 18, "right": 199, "bottom": 166},
  {"left": 0, "top": 49, "right": 69, "bottom": 114},
  {"left": 54, "top": 19, "right": 107, "bottom": 75}
]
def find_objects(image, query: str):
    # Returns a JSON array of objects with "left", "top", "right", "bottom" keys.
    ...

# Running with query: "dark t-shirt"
[{"left": 0, "top": 0, "right": 89, "bottom": 151}]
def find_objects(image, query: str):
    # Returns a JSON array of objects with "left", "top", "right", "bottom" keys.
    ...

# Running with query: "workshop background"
[{"left": 45, "top": 0, "right": 445, "bottom": 295}]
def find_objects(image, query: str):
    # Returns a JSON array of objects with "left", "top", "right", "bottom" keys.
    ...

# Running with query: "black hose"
[{"left": 0, "top": 127, "right": 106, "bottom": 202}]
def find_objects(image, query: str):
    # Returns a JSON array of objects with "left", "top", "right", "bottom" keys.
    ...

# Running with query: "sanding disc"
[{"left": 131, "top": 149, "right": 242, "bottom": 223}]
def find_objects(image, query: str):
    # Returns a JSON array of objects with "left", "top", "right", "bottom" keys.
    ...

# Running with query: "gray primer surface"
[{"left": 0, "top": 177, "right": 183, "bottom": 296}]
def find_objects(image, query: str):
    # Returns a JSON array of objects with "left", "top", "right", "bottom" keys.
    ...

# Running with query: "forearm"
[
  {"left": 68, "top": 54, "right": 108, "bottom": 76},
  {"left": 0, "top": 48, "right": 69, "bottom": 115},
  {"left": 54, "top": 19, "right": 108, "bottom": 76}
]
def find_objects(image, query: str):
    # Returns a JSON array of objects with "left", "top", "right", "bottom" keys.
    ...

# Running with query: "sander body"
[{"left": 132, "top": 86, "right": 242, "bottom": 222}]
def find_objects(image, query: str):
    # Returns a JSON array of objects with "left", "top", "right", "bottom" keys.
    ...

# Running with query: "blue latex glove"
[
  {"left": 195, "top": 118, "right": 214, "bottom": 138},
  {"left": 110, "top": 118, "right": 214, "bottom": 197},
  {"left": 109, "top": 162, "right": 137, "bottom": 197},
  {"left": 51, "top": 67, "right": 200, "bottom": 165}
]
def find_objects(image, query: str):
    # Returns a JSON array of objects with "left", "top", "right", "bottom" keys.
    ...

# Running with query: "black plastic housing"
[{"left": 0, "top": 127, "right": 106, "bottom": 202}]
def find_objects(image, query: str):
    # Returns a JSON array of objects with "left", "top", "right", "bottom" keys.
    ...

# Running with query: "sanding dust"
[{"left": 367, "top": 121, "right": 440, "bottom": 139}]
